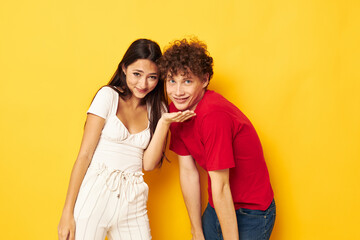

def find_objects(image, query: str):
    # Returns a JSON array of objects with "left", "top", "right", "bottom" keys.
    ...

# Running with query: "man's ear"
[{"left": 202, "top": 73, "right": 210, "bottom": 88}]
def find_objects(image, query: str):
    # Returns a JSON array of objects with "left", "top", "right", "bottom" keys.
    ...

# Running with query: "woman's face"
[{"left": 122, "top": 59, "right": 159, "bottom": 99}]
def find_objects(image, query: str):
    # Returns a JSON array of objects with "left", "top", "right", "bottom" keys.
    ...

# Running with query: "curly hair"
[{"left": 157, "top": 38, "right": 213, "bottom": 82}]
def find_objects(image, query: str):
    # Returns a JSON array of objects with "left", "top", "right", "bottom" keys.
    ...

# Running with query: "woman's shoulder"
[
  {"left": 90, "top": 86, "right": 119, "bottom": 108},
  {"left": 146, "top": 100, "right": 168, "bottom": 114},
  {"left": 97, "top": 85, "right": 118, "bottom": 96},
  {"left": 93, "top": 86, "right": 120, "bottom": 103},
  {"left": 161, "top": 101, "right": 168, "bottom": 114}
]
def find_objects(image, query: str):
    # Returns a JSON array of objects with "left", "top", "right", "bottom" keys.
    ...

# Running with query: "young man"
[{"left": 158, "top": 39, "right": 275, "bottom": 240}]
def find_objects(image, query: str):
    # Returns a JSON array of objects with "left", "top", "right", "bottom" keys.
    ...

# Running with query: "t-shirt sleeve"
[
  {"left": 87, "top": 87, "right": 114, "bottom": 119},
  {"left": 200, "top": 112, "right": 235, "bottom": 171},
  {"left": 169, "top": 124, "right": 190, "bottom": 156}
]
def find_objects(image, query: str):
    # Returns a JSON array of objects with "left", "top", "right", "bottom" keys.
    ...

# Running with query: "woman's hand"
[
  {"left": 58, "top": 211, "right": 75, "bottom": 240},
  {"left": 161, "top": 110, "right": 196, "bottom": 125}
]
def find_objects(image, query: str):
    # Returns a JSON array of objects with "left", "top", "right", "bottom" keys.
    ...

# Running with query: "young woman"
[{"left": 58, "top": 39, "right": 195, "bottom": 240}]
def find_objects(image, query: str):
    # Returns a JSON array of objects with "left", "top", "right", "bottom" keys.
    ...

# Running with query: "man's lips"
[{"left": 173, "top": 96, "right": 189, "bottom": 103}]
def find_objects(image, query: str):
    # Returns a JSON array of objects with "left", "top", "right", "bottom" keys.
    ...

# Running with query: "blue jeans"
[{"left": 202, "top": 200, "right": 276, "bottom": 240}]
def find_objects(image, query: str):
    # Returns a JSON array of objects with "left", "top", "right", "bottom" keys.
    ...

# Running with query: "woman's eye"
[
  {"left": 133, "top": 72, "right": 141, "bottom": 76},
  {"left": 149, "top": 76, "right": 158, "bottom": 80}
]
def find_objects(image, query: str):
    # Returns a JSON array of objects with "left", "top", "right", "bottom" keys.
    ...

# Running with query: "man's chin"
[{"left": 172, "top": 102, "right": 188, "bottom": 111}]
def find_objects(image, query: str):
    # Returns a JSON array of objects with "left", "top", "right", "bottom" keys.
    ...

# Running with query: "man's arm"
[
  {"left": 208, "top": 169, "right": 239, "bottom": 240},
  {"left": 178, "top": 155, "right": 205, "bottom": 240}
]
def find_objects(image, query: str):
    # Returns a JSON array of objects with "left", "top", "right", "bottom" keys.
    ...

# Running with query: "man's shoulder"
[
  {"left": 197, "top": 91, "right": 233, "bottom": 115},
  {"left": 198, "top": 90, "right": 249, "bottom": 126},
  {"left": 201, "top": 90, "right": 232, "bottom": 107}
]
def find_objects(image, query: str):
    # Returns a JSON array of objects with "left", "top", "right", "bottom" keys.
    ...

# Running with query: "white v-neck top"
[{"left": 87, "top": 86, "right": 151, "bottom": 172}]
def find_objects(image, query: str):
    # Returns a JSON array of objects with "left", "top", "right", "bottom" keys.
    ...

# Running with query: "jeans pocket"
[
  {"left": 266, "top": 200, "right": 276, "bottom": 218},
  {"left": 237, "top": 208, "right": 267, "bottom": 218}
]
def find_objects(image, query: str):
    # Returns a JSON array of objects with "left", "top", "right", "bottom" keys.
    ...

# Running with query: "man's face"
[{"left": 166, "top": 70, "right": 209, "bottom": 111}]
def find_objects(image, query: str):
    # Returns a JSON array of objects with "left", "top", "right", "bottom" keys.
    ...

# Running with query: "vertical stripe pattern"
[{"left": 74, "top": 163, "right": 151, "bottom": 240}]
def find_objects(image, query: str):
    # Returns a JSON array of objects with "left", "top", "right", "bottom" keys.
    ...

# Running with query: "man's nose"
[{"left": 175, "top": 83, "right": 184, "bottom": 95}]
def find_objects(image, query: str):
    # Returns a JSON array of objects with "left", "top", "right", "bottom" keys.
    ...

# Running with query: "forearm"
[
  {"left": 212, "top": 184, "right": 239, "bottom": 240},
  {"left": 143, "top": 110, "right": 196, "bottom": 171},
  {"left": 62, "top": 155, "right": 92, "bottom": 213},
  {"left": 143, "top": 117, "right": 170, "bottom": 171},
  {"left": 180, "top": 168, "right": 204, "bottom": 237},
  {"left": 59, "top": 114, "right": 103, "bottom": 240}
]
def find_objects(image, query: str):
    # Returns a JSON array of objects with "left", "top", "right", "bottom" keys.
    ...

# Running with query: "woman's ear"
[{"left": 122, "top": 64, "right": 126, "bottom": 75}]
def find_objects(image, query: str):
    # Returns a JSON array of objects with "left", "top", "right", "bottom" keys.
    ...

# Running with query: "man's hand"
[{"left": 191, "top": 231, "right": 205, "bottom": 240}]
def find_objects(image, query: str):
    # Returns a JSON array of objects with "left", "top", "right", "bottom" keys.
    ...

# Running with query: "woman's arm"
[
  {"left": 58, "top": 114, "right": 105, "bottom": 240},
  {"left": 142, "top": 110, "right": 195, "bottom": 171}
]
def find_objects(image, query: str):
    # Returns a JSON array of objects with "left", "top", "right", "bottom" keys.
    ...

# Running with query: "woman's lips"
[{"left": 135, "top": 87, "right": 147, "bottom": 93}]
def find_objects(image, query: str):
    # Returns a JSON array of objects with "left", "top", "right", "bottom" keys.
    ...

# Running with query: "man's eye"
[
  {"left": 185, "top": 80, "right": 192, "bottom": 84},
  {"left": 168, "top": 79, "right": 175, "bottom": 83}
]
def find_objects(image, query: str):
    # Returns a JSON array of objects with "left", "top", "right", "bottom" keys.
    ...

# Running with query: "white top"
[{"left": 87, "top": 86, "right": 151, "bottom": 172}]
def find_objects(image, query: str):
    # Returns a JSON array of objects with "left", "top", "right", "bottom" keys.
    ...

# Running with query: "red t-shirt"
[{"left": 169, "top": 90, "right": 274, "bottom": 210}]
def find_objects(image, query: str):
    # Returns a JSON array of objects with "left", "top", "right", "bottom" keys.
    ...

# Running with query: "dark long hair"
[{"left": 106, "top": 39, "right": 168, "bottom": 164}]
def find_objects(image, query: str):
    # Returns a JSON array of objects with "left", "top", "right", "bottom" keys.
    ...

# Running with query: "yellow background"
[{"left": 1, "top": 0, "right": 359, "bottom": 239}]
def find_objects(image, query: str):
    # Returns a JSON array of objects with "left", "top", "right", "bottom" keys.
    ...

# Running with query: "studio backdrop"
[{"left": 0, "top": 0, "right": 359, "bottom": 239}]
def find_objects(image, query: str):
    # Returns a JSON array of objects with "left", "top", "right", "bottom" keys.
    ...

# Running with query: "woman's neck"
[{"left": 123, "top": 95, "right": 144, "bottom": 110}]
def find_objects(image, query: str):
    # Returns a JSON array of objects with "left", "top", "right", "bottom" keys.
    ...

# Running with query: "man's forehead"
[{"left": 167, "top": 68, "right": 191, "bottom": 79}]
